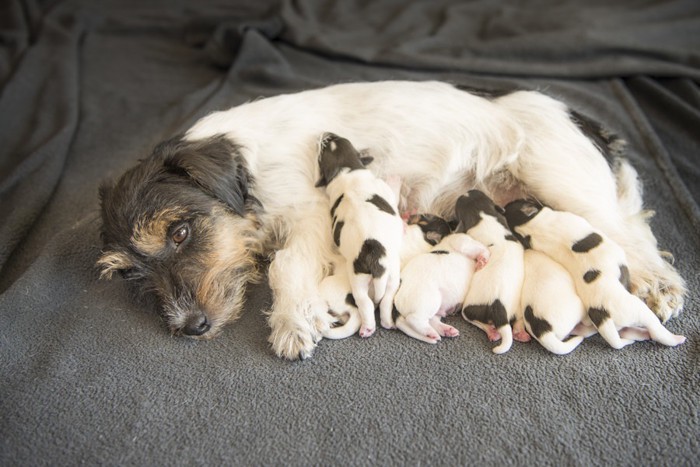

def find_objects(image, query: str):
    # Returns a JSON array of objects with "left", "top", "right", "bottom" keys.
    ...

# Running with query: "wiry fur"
[
  {"left": 97, "top": 80, "right": 686, "bottom": 359},
  {"left": 505, "top": 201, "right": 686, "bottom": 349},
  {"left": 395, "top": 233, "right": 489, "bottom": 344}
]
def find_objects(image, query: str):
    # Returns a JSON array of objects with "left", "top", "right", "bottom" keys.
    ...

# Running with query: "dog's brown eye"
[{"left": 172, "top": 226, "right": 189, "bottom": 245}]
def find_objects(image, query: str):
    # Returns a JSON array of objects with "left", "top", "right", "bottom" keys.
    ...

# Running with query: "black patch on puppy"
[
  {"left": 572, "top": 233, "right": 603, "bottom": 253},
  {"left": 345, "top": 293, "right": 357, "bottom": 308},
  {"left": 353, "top": 239, "right": 386, "bottom": 278},
  {"left": 583, "top": 269, "right": 601, "bottom": 283},
  {"left": 503, "top": 199, "right": 543, "bottom": 246},
  {"left": 524, "top": 305, "right": 552, "bottom": 338},
  {"left": 330, "top": 194, "right": 344, "bottom": 220},
  {"left": 619, "top": 265, "right": 631, "bottom": 292},
  {"left": 455, "top": 190, "right": 509, "bottom": 233},
  {"left": 366, "top": 194, "right": 396, "bottom": 216},
  {"left": 588, "top": 307, "right": 610, "bottom": 327},
  {"left": 505, "top": 234, "right": 518, "bottom": 242},
  {"left": 316, "top": 133, "right": 369, "bottom": 187},
  {"left": 463, "top": 299, "right": 508, "bottom": 328},
  {"left": 408, "top": 214, "right": 453, "bottom": 246},
  {"left": 431, "top": 250, "right": 449, "bottom": 255},
  {"left": 333, "top": 221, "right": 344, "bottom": 247}
]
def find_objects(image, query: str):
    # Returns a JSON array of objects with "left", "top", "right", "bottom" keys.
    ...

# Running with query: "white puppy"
[
  {"left": 394, "top": 233, "right": 490, "bottom": 344},
  {"left": 521, "top": 249, "right": 597, "bottom": 355},
  {"left": 457, "top": 190, "right": 530, "bottom": 354},
  {"left": 316, "top": 133, "right": 403, "bottom": 336},
  {"left": 505, "top": 200, "right": 686, "bottom": 349}
]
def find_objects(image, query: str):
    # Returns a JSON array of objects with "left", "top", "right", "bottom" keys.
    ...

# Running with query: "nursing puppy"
[
  {"left": 522, "top": 249, "right": 597, "bottom": 355},
  {"left": 394, "top": 233, "right": 490, "bottom": 344},
  {"left": 322, "top": 213, "right": 453, "bottom": 339},
  {"left": 316, "top": 133, "right": 403, "bottom": 336},
  {"left": 505, "top": 200, "right": 686, "bottom": 349},
  {"left": 456, "top": 190, "right": 529, "bottom": 354}
]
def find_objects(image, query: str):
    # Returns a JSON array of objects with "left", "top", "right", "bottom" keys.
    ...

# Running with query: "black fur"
[
  {"left": 345, "top": 293, "right": 357, "bottom": 308},
  {"left": 572, "top": 233, "right": 603, "bottom": 253},
  {"left": 366, "top": 194, "right": 396, "bottom": 216},
  {"left": 315, "top": 133, "right": 371, "bottom": 187},
  {"left": 455, "top": 190, "right": 509, "bottom": 233},
  {"left": 408, "top": 214, "right": 452, "bottom": 246},
  {"left": 330, "top": 194, "right": 344, "bottom": 220},
  {"left": 619, "top": 265, "right": 631, "bottom": 292},
  {"left": 584, "top": 269, "right": 601, "bottom": 283},
  {"left": 503, "top": 199, "right": 543, "bottom": 247},
  {"left": 353, "top": 239, "right": 386, "bottom": 278},
  {"left": 462, "top": 299, "right": 508, "bottom": 328},
  {"left": 588, "top": 307, "right": 610, "bottom": 327},
  {"left": 430, "top": 250, "right": 449, "bottom": 255},
  {"left": 524, "top": 305, "right": 552, "bottom": 338},
  {"left": 333, "top": 221, "right": 344, "bottom": 247}
]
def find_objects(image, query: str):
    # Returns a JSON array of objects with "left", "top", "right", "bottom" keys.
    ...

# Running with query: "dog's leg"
[
  {"left": 396, "top": 314, "right": 441, "bottom": 344},
  {"left": 267, "top": 209, "right": 336, "bottom": 359},
  {"left": 350, "top": 274, "right": 377, "bottom": 338},
  {"left": 429, "top": 317, "right": 460, "bottom": 338},
  {"left": 379, "top": 268, "right": 400, "bottom": 329}
]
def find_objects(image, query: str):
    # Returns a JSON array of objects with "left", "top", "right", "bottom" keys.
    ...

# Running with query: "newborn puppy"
[
  {"left": 394, "top": 233, "right": 490, "bottom": 344},
  {"left": 321, "top": 214, "right": 452, "bottom": 339},
  {"left": 522, "top": 249, "right": 597, "bottom": 355},
  {"left": 456, "top": 190, "right": 530, "bottom": 354},
  {"left": 400, "top": 213, "right": 453, "bottom": 266},
  {"left": 505, "top": 200, "right": 686, "bottom": 349},
  {"left": 316, "top": 133, "right": 404, "bottom": 336}
]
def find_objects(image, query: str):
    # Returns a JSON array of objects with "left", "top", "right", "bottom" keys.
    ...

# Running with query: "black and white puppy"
[
  {"left": 321, "top": 213, "right": 454, "bottom": 339},
  {"left": 505, "top": 200, "right": 686, "bottom": 349},
  {"left": 316, "top": 133, "right": 404, "bottom": 337},
  {"left": 521, "top": 249, "right": 597, "bottom": 355},
  {"left": 456, "top": 190, "right": 530, "bottom": 354},
  {"left": 394, "top": 233, "right": 490, "bottom": 344}
]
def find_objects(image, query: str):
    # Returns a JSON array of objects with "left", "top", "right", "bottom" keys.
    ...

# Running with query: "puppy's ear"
[
  {"left": 358, "top": 149, "right": 374, "bottom": 167},
  {"left": 96, "top": 250, "right": 136, "bottom": 280},
  {"left": 161, "top": 136, "right": 250, "bottom": 216}
]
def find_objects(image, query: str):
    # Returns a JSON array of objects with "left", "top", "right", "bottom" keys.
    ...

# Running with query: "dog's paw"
[
  {"left": 267, "top": 307, "right": 324, "bottom": 360},
  {"left": 634, "top": 275, "right": 685, "bottom": 323},
  {"left": 359, "top": 325, "right": 376, "bottom": 338}
]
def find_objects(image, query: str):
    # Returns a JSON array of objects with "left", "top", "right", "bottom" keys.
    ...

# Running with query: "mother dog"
[{"left": 97, "top": 80, "right": 685, "bottom": 359}]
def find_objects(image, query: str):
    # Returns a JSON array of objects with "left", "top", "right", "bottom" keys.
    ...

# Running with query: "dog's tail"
[
  {"left": 536, "top": 333, "right": 585, "bottom": 355},
  {"left": 322, "top": 308, "right": 361, "bottom": 339},
  {"left": 492, "top": 325, "right": 513, "bottom": 354}
]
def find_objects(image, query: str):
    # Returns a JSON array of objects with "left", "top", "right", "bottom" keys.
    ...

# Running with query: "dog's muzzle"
[{"left": 181, "top": 313, "right": 211, "bottom": 336}]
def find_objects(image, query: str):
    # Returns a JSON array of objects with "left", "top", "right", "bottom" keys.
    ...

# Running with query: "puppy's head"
[
  {"left": 315, "top": 132, "right": 373, "bottom": 187},
  {"left": 503, "top": 199, "right": 544, "bottom": 247},
  {"left": 407, "top": 213, "right": 452, "bottom": 246},
  {"left": 97, "top": 134, "right": 262, "bottom": 339},
  {"left": 454, "top": 189, "right": 508, "bottom": 233}
]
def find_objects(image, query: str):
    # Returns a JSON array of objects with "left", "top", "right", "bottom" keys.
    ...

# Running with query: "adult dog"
[{"left": 97, "top": 80, "right": 685, "bottom": 360}]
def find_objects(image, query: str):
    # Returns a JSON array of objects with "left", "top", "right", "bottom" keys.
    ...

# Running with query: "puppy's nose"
[{"left": 182, "top": 314, "right": 211, "bottom": 336}]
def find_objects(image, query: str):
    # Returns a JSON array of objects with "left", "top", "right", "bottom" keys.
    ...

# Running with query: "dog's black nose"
[{"left": 182, "top": 315, "right": 211, "bottom": 336}]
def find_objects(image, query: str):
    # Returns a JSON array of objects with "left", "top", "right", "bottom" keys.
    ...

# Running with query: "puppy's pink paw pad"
[{"left": 359, "top": 326, "right": 375, "bottom": 338}]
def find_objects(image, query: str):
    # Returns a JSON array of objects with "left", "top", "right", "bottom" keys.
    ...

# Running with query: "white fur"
[
  {"left": 512, "top": 207, "right": 685, "bottom": 349},
  {"left": 322, "top": 169, "right": 403, "bottom": 336},
  {"left": 395, "top": 234, "right": 490, "bottom": 344},
  {"left": 521, "top": 250, "right": 596, "bottom": 355},
  {"left": 182, "top": 80, "right": 685, "bottom": 359},
  {"left": 461, "top": 213, "right": 528, "bottom": 354}
]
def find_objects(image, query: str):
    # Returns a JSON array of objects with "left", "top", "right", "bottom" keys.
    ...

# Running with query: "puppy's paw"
[
  {"left": 485, "top": 326, "right": 501, "bottom": 342},
  {"left": 475, "top": 254, "right": 489, "bottom": 271},
  {"left": 359, "top": 325, "right": 376, "bottom": 337}
]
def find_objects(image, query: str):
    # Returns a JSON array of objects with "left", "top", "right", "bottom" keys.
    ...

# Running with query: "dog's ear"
[
  {"left": 160, "top": 136, "right": 250, "bottom": 216},
  {"left": 358, "top": 149, "right": 374, "bottom": 167},
  {"left": 96, "top": 250, "right": 136, "bottom": 280}
]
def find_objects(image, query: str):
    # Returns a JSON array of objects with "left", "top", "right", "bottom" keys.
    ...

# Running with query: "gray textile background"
[{"left": 1, "top": 0, "right": 699, "bottom": 465}]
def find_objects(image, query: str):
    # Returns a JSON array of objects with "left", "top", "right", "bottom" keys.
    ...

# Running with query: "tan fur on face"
[
  {"left": 131, "top": 208, "right": 188, "bottom": 256},
  {"left": 96, "top": 251, "right": 134, "bottom": 279},
  {"left": 191, "top": 208, "right": 263, "bottom": 337}
]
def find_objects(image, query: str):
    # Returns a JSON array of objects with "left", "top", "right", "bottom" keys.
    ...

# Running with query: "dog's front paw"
[
  {"left": 634, "top": 275, "right": 685, "bottom": 323},
  {"left": 267, "top": 303, "right": 326, "bottom": 360}
]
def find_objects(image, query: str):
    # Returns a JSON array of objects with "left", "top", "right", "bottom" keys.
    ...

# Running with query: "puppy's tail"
[
  {"left": 536, "top": 333, "right": 585, "bottom": 355},
  {"left": 322, "top": 308, "right": 361, "bottom": 339},
  {"left": 492, "top": 325, "right": 513, "bottom": 354},
  {"left": 629, "top": 295, "right": 686, "bottom": 347}
]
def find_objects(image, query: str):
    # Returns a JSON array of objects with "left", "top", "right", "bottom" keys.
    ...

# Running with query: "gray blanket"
[{"left": 1, "top": 0, "right": 698, "bottom": 464}]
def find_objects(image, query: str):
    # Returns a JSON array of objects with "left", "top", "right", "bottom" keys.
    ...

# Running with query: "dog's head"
[
  {"left": 407, "top": 213, "right": 453, "bottom": 246},
  {"left": 503, "top": 199, "right": 544, "bottom": 248},
  {"left": 97, "top": 134, "right": 262, "bottom": 339},
  {"left": 315, "top": 132, "right": 373, "bottom": 187},
  {"left": 454, "top": 189, "right": 508, "bottom": 233}
]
